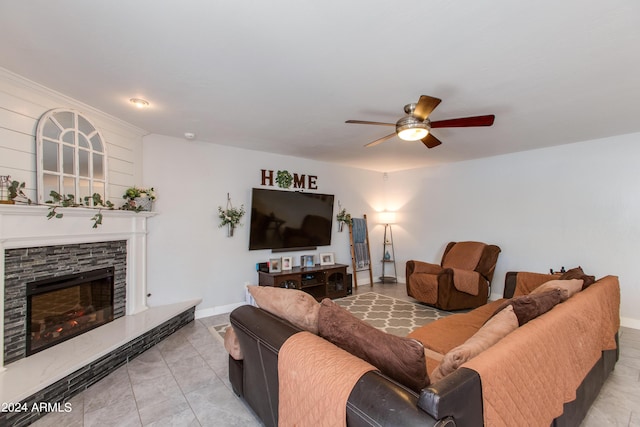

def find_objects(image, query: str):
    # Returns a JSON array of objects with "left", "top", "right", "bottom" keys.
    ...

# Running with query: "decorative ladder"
[{"left": 349, "top": 214, "right": 374, "bottom": 288}]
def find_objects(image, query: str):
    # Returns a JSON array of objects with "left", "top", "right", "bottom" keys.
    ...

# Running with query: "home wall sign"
[{"left": 260, "top": 169, "right": 318, "bottom": 190}]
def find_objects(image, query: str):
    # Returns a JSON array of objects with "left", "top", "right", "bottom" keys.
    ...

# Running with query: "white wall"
[
  {"left": 0, "top": 67, "right": 146, "bottom": 203},
  {"left": 3, "top": 66, "right": 636, "bottom": 328},
  {"left": 142, "top": 134, "right": 384, "bottom": 316},
  {"left": 388, "top": 132, "right": 640, "bottom": 328}
]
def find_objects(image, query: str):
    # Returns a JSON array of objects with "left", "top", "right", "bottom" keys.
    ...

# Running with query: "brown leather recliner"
[{"left": 406, "top": 241, "right": 501, "bottom": 311}]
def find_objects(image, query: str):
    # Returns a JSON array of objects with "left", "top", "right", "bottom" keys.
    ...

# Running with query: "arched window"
[{"left": 36, "top": 109, "right": 108, "bottom": 205}]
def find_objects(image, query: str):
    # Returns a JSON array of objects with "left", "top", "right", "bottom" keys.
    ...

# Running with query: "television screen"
[{"left": 249, "top": 188, "right": 334, "bottom": 251}]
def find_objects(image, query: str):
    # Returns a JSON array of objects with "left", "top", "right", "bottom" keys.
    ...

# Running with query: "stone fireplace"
[
  {"left": 0, "top": 204, "right": 152, "bottom": 369},
  {"left": 0, "top": 205, "right": 200, "bottom": 426},
  {"left": 4, "top": 242, "right": 127, "bottom": 364}
]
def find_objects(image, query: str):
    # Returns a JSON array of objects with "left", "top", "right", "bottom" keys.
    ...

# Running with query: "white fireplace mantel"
[{"left": 0, "top": 204, "right": 156, "bottom": 368}]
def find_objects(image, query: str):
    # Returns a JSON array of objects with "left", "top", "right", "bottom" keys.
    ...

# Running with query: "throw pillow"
[
  {"left": 223, "top": 325, "right": 243, "bottom": 360},
  {"left": 317, "top": 298, "right": 429, "bottom": 392},
  {"left": 247, "top": 285, "right": 320, "bottom": 334},
  {"left": 530, "top": 278, "right": 583, "bottom": 300},
  {"left": 431, "top": 305, "right": 518, "bottom": 382},
  {"left": 559, "top": 266, "right": 596, "bottom": 290},
  {"left": 508, "top": 289, "right": 565, "bottom": 325}
]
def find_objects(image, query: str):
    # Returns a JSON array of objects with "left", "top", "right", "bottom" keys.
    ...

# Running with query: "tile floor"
[{"left": 30, "top": 283, "right": 640, "bottom": 427}]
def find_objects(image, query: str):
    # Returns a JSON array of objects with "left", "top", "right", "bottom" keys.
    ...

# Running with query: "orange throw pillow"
[
  {"left": 247, "top": 285, "right": 320, "bottom": 334},
  {"left": 431, "top": 305, "right": 518, "bottom": 382},
  {"left": 530, "top": 279, "right": 583, "bottom": 300}
]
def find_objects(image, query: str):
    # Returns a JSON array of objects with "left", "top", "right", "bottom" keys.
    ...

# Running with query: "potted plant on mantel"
[
  {"left": 218, "top": 193, "right": 245, "bottom": 237},
  {"left": 121, "top": 186, "right": 156, "bottom": 212},
  {"left": 0, "top": 176, "right": 32, "bottom": 205}
]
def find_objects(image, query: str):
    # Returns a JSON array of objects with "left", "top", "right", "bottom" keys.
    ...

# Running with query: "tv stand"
[{"left": 257, "top": 264, "right": 348, "bottom": 300}]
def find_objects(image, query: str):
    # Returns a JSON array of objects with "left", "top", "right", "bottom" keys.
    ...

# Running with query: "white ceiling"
[{"left": 1, "top": 1, "right": 639, "bottom": 172}]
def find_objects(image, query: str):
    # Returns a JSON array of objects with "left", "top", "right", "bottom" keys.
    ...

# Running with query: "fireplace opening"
[{"left": 26, "top": 267, "right": 115, "bottom": 356}]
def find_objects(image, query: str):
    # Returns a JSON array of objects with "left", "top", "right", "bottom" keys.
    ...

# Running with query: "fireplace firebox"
[{"left": 26, "top": 267, "right": 115, "bottom": 356}]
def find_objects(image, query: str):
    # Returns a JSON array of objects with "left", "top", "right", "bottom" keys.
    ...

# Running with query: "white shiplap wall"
[{"left": 0, "top": 67, "right": 147, "bottom": 204}]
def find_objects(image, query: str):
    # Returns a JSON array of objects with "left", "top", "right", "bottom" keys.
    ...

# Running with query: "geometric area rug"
[
  {"left": 209, "top": 292, "right": 451, "bottom": 340},
  {"left": 209, "top": 324, "right": 230, "bottom": 342},
  {"left": 333, "top": 292, "right": 450, "bottom": 337}
]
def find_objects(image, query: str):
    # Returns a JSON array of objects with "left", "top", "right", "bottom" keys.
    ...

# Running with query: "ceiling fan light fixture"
[
  {"left": 396, "top": 116, "right": 429, "bottom": 141},
  {"left": 398, "top": 127, "right": 428, "bottom": 141}
]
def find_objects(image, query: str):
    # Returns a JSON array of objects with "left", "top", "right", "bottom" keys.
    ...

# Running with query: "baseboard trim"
[
  {"left": 620, "top": 316, "right": 640, "bottom": 330},
  {"left": 195, "top": 302, "right": 245, "bottom": 318}
]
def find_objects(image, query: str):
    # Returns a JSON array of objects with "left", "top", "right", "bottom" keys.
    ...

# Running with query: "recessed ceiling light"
[{"left": 129, "top": 98, "right": 149, "bottom": 109}]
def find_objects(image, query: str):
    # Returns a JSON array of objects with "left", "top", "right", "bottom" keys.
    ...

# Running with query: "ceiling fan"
[{"left": 345, "top": 95, "right": 495, "bottom": 149}]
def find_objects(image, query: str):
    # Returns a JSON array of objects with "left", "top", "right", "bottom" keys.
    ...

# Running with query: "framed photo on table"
[
  {"left": 269, "top": 257, "right": 282, "bottom": 273},
  {"left": 281, "top": 256, "right": 293, "bottom": 270},
  {"left": 320, "top": 252, "right": 335, "bottom": 266},
  {"left": 301, "top": 255, "right": 314, "bottom": 268}
]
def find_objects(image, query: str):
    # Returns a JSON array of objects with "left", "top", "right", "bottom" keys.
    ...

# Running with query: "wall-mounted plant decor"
[
  {"left": 336, "top": 201, "right": 352, "bottom": 232},
  {"left": 275, "top": 170, "right": 293, "bottom": 188},
  {"left": 218, "top": 193, "right": 245, "bottom": 237}
]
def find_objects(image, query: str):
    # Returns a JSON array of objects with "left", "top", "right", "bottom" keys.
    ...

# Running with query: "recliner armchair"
[{"left": 406, "top": 241, "right": 501, "bottom": 311}]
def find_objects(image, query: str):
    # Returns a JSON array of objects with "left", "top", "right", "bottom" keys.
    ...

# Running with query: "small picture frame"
[
  {"left": 281, "top": 256, "right": 293, "bottom": 270},
  {"left": 269, "top": 257, "right": 282, "bottom": 273},
  {"left": 301, "top": 255, "right": 315, "bottom": 268},
  {"left": 320, "top": 252, "right": 335, "bottom": 266}
]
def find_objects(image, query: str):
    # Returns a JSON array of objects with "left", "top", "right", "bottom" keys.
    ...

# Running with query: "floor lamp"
[{"left": 378, "top": 211, "right": 397, "bottom": 283}]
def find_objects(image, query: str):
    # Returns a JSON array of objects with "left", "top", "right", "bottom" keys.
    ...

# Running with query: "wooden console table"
[{"left": 258, "top": 264, "right": 348, "bottom": 300}]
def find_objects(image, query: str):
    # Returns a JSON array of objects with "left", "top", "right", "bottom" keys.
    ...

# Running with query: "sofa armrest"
[
  {"left": 230, "top": 305, "right": 461, "bottom": 427},
  {"left": 230, "top": 304, "right": 298, "bottom": 350},
  {"left": 346, "top": 372, "right": 442, "bottom": 427},
  {"left": 504, "top": 271, "right": 518, "bottom": 298},
  {"left": 230, "top": 305, "right": 301, "bottom": 427},
  {"left": 418, "top": 367, "right": 483, "bottom": 427},
  {"left": 407, "top": 260, "right": 444, "bottom": 275}
]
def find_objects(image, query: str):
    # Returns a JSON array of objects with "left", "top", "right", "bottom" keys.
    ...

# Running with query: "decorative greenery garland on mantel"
[
  {"left": 1, "top": 178, "right": 156, "bottom": 228},
  {"left": 46, "top": 191, "right": 114, "bottom": 228}
]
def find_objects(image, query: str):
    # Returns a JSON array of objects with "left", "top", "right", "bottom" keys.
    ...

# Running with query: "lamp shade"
[{"left": 378, "top": 211, "right": 396, "bottom": 224}]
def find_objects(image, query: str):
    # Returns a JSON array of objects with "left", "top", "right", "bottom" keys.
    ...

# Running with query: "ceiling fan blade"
[
  {"left": 413, "top": 95, "right": 442, "bottom": 121},
  {"left": 421, "top": 133, "right": 442, "bottom": 149},
  {"left": 430, "top": 114, "right": 495, "bottom": 128},
  {"left": 345, "top": 120, "right": 395, "bottom": 126},
  {"left": 364, "top": 133, "right": 397, "bottom": 148}
]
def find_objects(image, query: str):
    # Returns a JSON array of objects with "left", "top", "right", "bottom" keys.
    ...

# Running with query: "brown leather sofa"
[{"left": 229, "top": 273, "right": 619, "bottom": 427}]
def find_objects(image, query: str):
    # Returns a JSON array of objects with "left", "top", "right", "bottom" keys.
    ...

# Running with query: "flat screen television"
[{"left": 248, "top": 188, "right": 334, "bottom": 251}]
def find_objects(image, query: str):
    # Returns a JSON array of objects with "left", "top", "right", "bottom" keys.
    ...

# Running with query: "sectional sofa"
[{"left": 227, "top": 272, "right": 620, "bottom": 426}]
